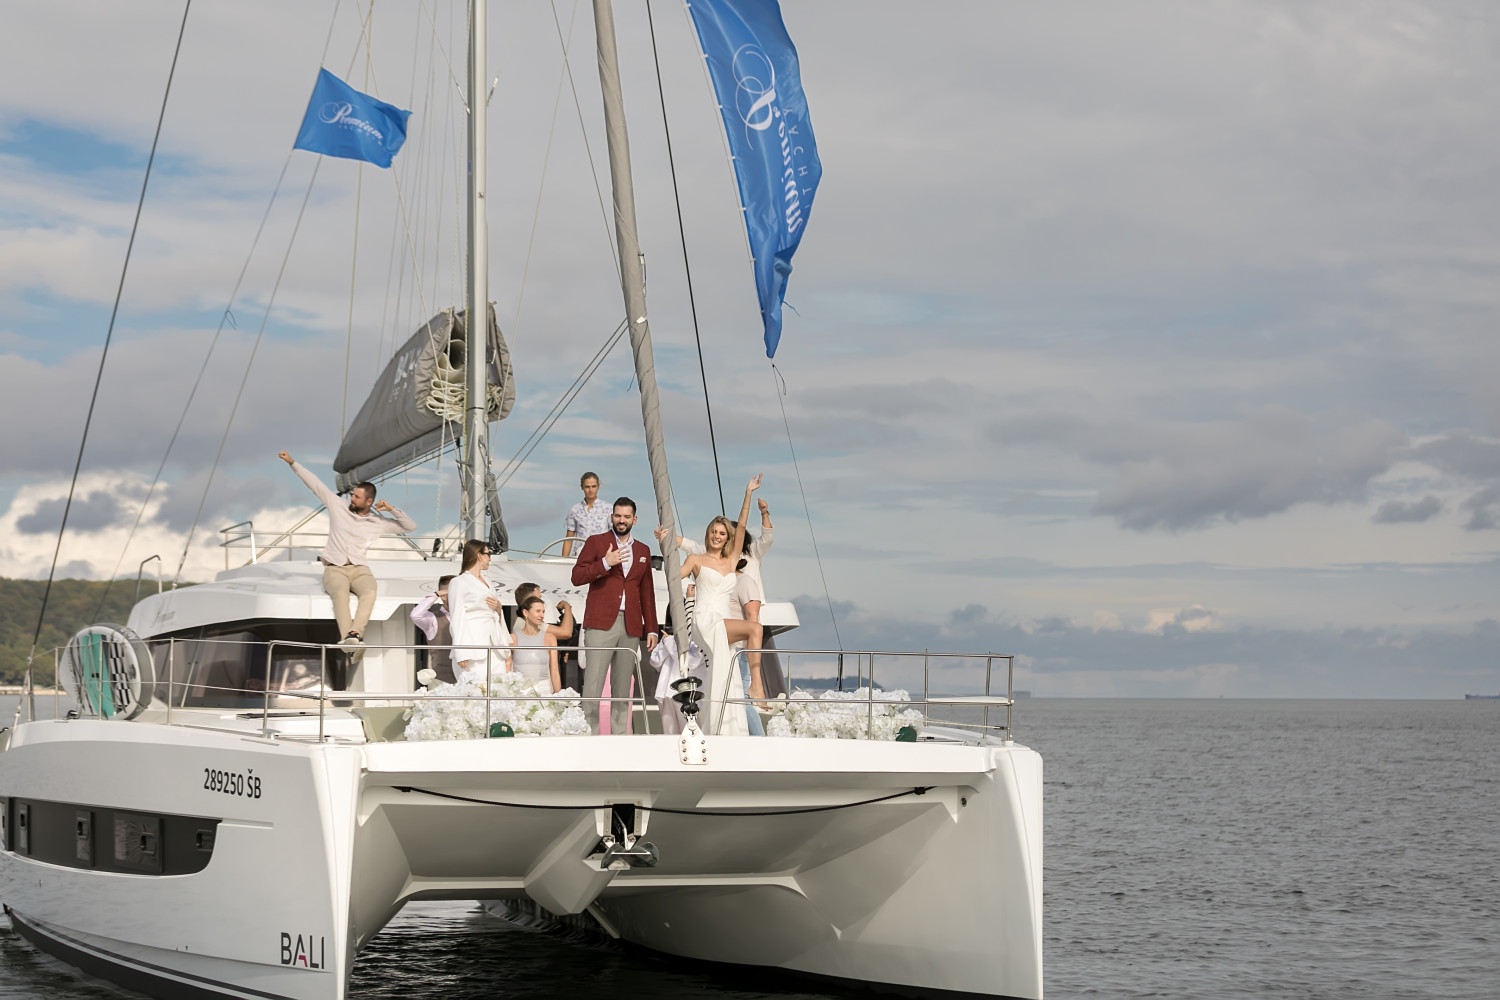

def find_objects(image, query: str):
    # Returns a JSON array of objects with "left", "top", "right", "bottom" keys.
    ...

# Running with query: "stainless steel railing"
[
  {"left": 218, "top": 522, "right": 457, "bottom": 567},
  {"left": 257, "top": 639, "right": 649, "bottom": 741},
  {"left": 18, "top": 633, "right": 1018, "bottom": 744},
  {"left": 727, "top": 648, "right": 1015, "bottom": 741}
]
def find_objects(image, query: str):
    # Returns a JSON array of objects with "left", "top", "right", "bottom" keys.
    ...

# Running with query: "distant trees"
[{"left": 0, "top": 578, "right": 162, "bottom": 687}]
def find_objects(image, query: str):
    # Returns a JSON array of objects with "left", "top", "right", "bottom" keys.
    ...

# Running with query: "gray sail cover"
[{"left": 333, "top": 304, "right": 514, "bottom": 491}]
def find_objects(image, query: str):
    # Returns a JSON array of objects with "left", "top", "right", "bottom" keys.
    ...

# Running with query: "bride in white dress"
[{"left": 656, "top": 476, "right": 765, "bottom": 735}]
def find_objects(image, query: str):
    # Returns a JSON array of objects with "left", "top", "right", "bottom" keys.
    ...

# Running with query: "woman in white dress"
[
  {"left": 446, "top": 539, "right": 511, "bottom": 685},
  {"left": 660, "top": 495, "right": 775, "bottom": 703},
  {"left": 510, "top": 595, "right": 560, "bottom": 693},
  {"left": 656, "top": 476, "right": 764, "bottom": 735}
]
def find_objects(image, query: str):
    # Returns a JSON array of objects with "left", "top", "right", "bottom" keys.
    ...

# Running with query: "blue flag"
[
  {"left": 293, "top": 68, "right": 411, "bottom": 168},
  {"left": 687, "top": 0, "right": 821, "bottom": 358}
]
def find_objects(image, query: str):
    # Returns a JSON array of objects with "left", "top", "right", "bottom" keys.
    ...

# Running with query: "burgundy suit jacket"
[{"left": 571, "top": 532, "right": 659, "bottom": 637}]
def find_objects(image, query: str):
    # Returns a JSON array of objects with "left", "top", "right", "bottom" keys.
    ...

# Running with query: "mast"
[
  {"left": 461, "top": 0, "right": 489, "bottom": 541},
  {"left": 590, "top": 0, "right": 690, "bottom": 678}
]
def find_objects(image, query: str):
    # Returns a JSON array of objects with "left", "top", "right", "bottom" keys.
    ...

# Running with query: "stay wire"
[
  {"left": 771, "top": 364, "right": 843, "bottom": 649},
  {"left": 28, "top": 0, "right": 193, "bottom": 663},
  {"left": 493, "top": 319, "right": 630, "bottom": 490},
  {"left": 512, "top": 0, "right": 579, "bottom": 346},
  {"left": 394, "top": 783, "right": 933, "bottom": 816},
  {"left": 92, "top": 0, "right": 345, "bottom": 615},
  {"left": 646, "top": 0, "right": 725, "bottom": 516},
  {"left": 172, "top": 157, "right": 326, "bottom": 585},
  {"left": 340, "top": 0, "right": 376, "bottom": 440},
  {"left": 548, "top": 0, "right": 621, "bottom": 280},
  {"left": 92, "top": 158, "right": 293, "bottom": 617}
]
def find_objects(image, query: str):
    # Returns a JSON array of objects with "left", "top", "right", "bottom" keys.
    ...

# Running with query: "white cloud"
[
  {"left": 1145, "top": 605, "right": 1217, "bottom": 635},
  {"left": 0, "top": 472, "right": 320, "bottom": 584},
  {"left": 3, "top": 1, "right": 1499, "bottom": 692}
]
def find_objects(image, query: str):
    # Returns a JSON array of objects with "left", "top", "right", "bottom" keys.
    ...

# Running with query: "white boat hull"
[{"left": 2, "top": 718, "right": 1042, "bottom": 999}]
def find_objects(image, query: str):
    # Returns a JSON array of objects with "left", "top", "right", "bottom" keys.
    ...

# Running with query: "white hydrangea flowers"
[
  {"left": 404, "top": 671, "right": 590, "bottom": 740},
  {"left": 765, "top": 687, "right": 923, "bottom": 740},
  {"left": 401, "top": 678, "right": 923, "bottom": 741}
]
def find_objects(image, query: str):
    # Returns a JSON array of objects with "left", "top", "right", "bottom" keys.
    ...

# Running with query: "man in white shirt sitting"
[{"left": 280, "top": 450, "right": 417, "bottom": 645}]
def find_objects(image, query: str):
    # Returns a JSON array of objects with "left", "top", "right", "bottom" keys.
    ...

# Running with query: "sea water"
[{"left": 1, "top": 698, "right": 1495, "bottom": 999}]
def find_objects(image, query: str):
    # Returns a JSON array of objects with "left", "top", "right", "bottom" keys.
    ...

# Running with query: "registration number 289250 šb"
[{"left": 203, "top": 767, "right": 262, "bottom": 798}]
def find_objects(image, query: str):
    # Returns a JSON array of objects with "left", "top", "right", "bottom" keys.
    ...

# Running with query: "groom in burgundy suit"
[{"left": 571, "top": 497, "right": 659, "bottom": 733}]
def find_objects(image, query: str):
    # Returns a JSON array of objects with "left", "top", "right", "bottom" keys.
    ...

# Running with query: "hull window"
[{"left": 4, "top": 797, "right": 217, "bottom": 876}]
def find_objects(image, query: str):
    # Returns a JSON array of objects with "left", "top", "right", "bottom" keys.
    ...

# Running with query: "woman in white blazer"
[{"left": 446, "top": 539, "right": 511, "bottom": 684}]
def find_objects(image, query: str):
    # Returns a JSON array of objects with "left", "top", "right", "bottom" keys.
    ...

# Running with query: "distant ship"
[{"left": 1464, "top": 693, "right": 1500, "bottom": 700}]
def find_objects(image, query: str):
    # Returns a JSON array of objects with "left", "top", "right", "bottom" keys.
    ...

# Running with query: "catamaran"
[{"left": 0, "top": 3, "right": 1043, "bottom": 998}]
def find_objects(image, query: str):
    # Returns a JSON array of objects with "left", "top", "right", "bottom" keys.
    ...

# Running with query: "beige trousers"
[{"left": 322, "top": 563, "right": 377, "bottom": 638}]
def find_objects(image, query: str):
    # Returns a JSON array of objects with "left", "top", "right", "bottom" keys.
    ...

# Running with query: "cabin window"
[{"left": 148, "top": 620, "right": 343, "bottom": 708}]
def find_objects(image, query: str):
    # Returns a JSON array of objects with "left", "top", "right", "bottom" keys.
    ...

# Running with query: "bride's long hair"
[{"left": 703, "top": 515, "right": 735, "bottom": 558}]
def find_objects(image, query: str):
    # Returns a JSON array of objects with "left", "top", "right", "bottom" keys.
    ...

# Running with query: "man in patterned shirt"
[{"left": 561, "top": 471, "right": 611, "bottom": 557}]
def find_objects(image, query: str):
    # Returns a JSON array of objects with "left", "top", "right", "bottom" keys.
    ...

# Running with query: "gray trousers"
[{"left": 583, "top": 613, "right": 644, "bottom": 734}]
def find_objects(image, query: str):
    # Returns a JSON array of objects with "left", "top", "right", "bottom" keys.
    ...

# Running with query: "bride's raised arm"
[{"left": 731, "top": 475, "right": 761, "bottom": 559}]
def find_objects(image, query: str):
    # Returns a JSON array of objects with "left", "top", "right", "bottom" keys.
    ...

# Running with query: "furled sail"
[{"left": 333, "top": 304, "right": 514, "bottom": 492}]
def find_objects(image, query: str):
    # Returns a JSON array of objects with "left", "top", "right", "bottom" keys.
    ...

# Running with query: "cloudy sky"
[{"left": 2, "top": 1, "right": 1498, "bottom": 697}]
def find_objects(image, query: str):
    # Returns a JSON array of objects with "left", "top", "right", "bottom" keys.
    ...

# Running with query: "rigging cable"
[
  {"left": 645, "top": 0, "right": 725, "bottom": 516},
  {"left": 340, "top": 0, "right": 376, "bottom": 440},
  {"left": 354, "top": 16, "right": 436, "bottom": 357},
  {"left": 170, "top": 0, "right": 371, "bottom": 588},
  {"left": 548, "top": 0, "right": 623, "bottom": 280},
  {"left": 173, "top": 0, "right": 380, "bottom": 571},
  {"left": 26, "top": 0, "right": 193, "bottom": 668},
  {"left": 771, "top": 363, "right": 843, "bottom": 649},
  {"left": 511, "top": 0, "right": 580, "bottom": 347},
  {"left": 171, "top": 157, "right": 326, "bottom": 585},
  {"left": 493, "top": 319, "right": 630, "bottom": 490},
  {"left": 341, "top": 1, "right": 378, "bottom": 437},
  {"left": 375, "top": 5, "right": 424, "bottom": 364},
  {"left": 92, "top": 0, "right": 349, "bottom": 614}
]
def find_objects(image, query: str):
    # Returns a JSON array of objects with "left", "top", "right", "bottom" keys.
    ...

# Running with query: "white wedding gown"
[{"left": 691, "top": 567, "right": 751, "bottom": 735}]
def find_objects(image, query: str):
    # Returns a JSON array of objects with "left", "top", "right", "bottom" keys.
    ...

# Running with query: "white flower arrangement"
[
  {"left": 764, "top": 687, "right": 924, "bottom": 740},
  {"left": 403, "top": 669, "right": 590, "bottom": 741}
]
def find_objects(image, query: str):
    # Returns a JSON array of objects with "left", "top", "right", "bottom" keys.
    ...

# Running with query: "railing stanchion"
[
  {"left": 485, "top": 648, "right": 492, "bottom": 734},
  {"left": 837, "top": 652, "right": 844, "bottom": 692},
  {"left": 318, "top": 645, "right": 326, "bottom": 742},
  {"left": 984, "top": 655, "right": 993, "bottom": 734},
  {"left": 1006, "top": 655, "right": 1014, "bottom": 741},
  {"left": 53, "top": 647, "right": 60, "bottom": 719},
  {"left": 263, "top": 640, "right": 275, "bottom": 735},
  {"left": 166, "top": 638, "right": 174, "bottom": 726},
  {"left": 923, "top": 649, "right": 930, "bottom": 728},
  {"left": 867, "top": 653, "right": 875, "bottom": 738},
  {"left": 22, "top": 650, "right": 34, "bottom": 724}
]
